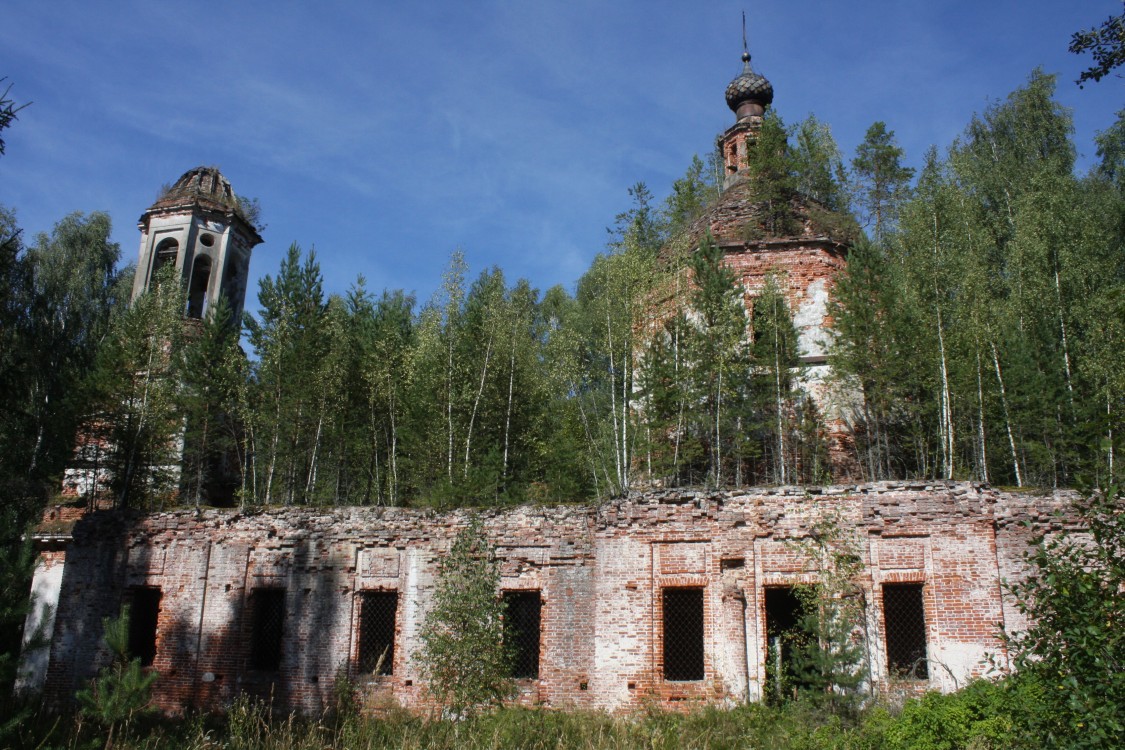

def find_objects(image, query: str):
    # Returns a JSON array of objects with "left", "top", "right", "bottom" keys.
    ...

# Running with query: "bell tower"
[
  {"left": 132, "top": 166, "right": 263, "bottom": 324},
  {"left": 718, "top": 48, "right": 774, "bottom": 188}
]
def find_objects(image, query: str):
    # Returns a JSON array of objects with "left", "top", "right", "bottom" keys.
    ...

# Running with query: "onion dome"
[{"left": 725, "top": 52, "right": 773, "bottom": 119}]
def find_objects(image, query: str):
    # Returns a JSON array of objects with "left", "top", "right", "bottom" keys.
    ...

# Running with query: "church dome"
[
  {"left": 150, "top": 166, "right": 239, "bottom": 213},
  {"left": 725, "top": 52, "right": 773, "bottom": 116}
]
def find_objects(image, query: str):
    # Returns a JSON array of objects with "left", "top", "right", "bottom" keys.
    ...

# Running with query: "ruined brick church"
[{"left": 18, "top": 51, "right": 1069, "bottom": 713}]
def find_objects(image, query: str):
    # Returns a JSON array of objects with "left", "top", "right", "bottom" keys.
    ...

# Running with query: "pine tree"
[
  {"left": 744, "top": 111, "right": 796, "bottom": 237},
  {"left": 851, "top": 121, "right": 914, "bottom": 242},
  {"left": 181, "top": 296, "right": 245, "bottom": 506},
  {"left": 75, "top": 605, "right": 158, "bottom": 750},
  {"left": 244, "top": 243, "right": 328, "bottom": 504}
]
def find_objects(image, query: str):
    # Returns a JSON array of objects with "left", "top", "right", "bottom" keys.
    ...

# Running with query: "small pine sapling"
[{"left": 75, "top": 605, "right": 158, "bottom": 749}]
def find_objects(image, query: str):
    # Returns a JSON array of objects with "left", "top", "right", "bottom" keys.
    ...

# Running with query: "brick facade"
[{"left": 27, "top": 482, "right": 1073, "bottom": 713}]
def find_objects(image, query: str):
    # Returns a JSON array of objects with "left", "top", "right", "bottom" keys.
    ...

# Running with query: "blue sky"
[{"left": 1, "top": 1, "right": 1121, "bottom": 309}]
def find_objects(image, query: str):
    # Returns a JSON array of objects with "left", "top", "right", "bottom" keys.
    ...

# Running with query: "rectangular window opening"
[
  {"left": 126, "top": 587, "right": 161, "bottom": 668},
  {"left": 662, "top": 587, "right": 704, "bottom": 681},
  {"left": 764, "top": 586, "right": 813, "bottom": 696},
  {"left": 357, "top": 591, "right": 398, "bottom": 676},
  {"left": 883, "top": 583, "right": 928, "bottom": 679},
  {"left": 249, "top": 588, "right": 285, "bottom": 672},
  {"left": 503, "top": 591, "right": 541, "bottom": 679}
]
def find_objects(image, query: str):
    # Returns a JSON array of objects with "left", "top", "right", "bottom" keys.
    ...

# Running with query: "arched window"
[
  {"left": 151, "top": 238, "right": 179, "bottom": 281},
  {"left": 187, "top": 255, "right": 212, "bottom": 319}
]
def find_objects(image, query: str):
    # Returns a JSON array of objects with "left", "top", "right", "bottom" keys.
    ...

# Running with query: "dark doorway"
[
  {"left": 126, "top": 586, "right": 161, "bottom": 667},
  {"left": 187, "top": 256, "right": 211, "bottom": 318},
  {"left": 248, "top": 588, "right": 285, "bottom": 671},
  {"left": 764, "top": 586, "right": 811, "bottom": 697}
]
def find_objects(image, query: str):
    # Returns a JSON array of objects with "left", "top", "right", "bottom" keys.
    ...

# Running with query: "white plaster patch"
[
  {"left": 794, "top": 278, "right": 829, "bottom": 359},
  {"left": 15, "top": 558, "right": 64, "bottom": 695}
]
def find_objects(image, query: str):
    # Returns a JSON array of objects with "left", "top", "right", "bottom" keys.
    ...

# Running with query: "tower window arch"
[
  {"left": 187, "top": 255, "right": 212, "bottom": 319},
  {"left": 151, "top": 238, "right": 179, "bottom": 280}
]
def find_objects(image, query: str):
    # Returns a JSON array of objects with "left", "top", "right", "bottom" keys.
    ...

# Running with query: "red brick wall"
[{"left": 37, "top": 483, "right": 1077, "bottom": 713}]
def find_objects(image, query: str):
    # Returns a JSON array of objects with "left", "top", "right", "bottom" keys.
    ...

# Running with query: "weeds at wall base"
[{"left": 6, "top": 679, "right": 1039, "bottom": 750}]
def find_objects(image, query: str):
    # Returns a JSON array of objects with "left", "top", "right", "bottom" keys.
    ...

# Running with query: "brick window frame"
[
  {"left": 502, "top": 590, "right": 542, "bottom": 680},
  {"left": 661, "top": 586, "right": 706, "bottom": 682},
  {"left": 247, "top": 587, "right": 286, "bottom": 672},
  {"left": 882, "top": 582, "right": 929, "bottom": 679},
  {"left": 355, "top": 589, "right": 398, "bottom": 676}
]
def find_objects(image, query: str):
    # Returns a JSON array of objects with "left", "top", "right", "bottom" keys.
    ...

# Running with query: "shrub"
[{"left": 416, "top": 516, "right": 513, "bottom": 716}]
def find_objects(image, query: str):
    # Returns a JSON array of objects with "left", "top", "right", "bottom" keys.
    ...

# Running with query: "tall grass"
[{"left": 8, "top": 681, "right": 1030, "bottom": 750}]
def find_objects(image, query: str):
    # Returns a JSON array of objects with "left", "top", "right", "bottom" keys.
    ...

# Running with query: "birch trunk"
[{"left": 991, "top": 341, "right": 1022, "bottom": 487}]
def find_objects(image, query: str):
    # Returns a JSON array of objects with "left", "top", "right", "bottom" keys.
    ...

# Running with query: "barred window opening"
[
  {"left": 503, "top": 591, "right": 541, "bottom": 679},
  {"left": 883, "top": 583, "right": 928, "bottom": 679},
  {"left": 126, "top": 587, "right": 161, "bottom": 668},
  {"left": 249, "top": 588, "right": 285, "bottom": 671},
  {"left": 357, "top": 591, "right": 397, "bottom": 676},
  {"left": 662, "top": 587, "right": 704, "bottom": 681}
]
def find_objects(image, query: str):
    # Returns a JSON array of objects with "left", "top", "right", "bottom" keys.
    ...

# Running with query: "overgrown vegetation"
[
  {"left": 1, "top": 71, "right": 1117, "bottom": 513},
  {"left": 75, "top": 606, "right": 159, "bottom": 749},
  {"left": 0, "top": 54, "right": 1123, "bottom": 747},
  {"left": 0, "top": 681, "right": 1066, "bottom": 749},
  {"left": 416, "top": 517, "right": 514, "bottom": 716}
]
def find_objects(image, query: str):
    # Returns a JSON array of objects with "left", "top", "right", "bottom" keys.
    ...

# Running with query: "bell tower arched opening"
[
  {"left": 187, "top": 255, "right": 212, "bottom": 319},
  {"left": 151, "top": 238, "right": 179, "bottom": 280}
]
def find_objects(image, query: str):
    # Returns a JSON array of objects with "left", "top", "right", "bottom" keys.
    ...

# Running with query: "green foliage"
[
  {"left": 792, "top": 114, "right": 849, "bottom": 213},
  {"left": 783, "top": 511, "right": 868, "bottom": 712},
  {"left": 1069, "top": 3, "right": 1125, "bottom": 86},
  {"left": 416, "top": 517, "right": 513, "bottom": 716},
  {"left": 744, "top": 110, "right": 798, "bottom": 236},
  {"left": 885, "top": 680, "right": 1019, "bottom": 750},
  {"left": 1094, "top": 108, "right": 1125, "bottom": 195},
  {"left": 0, "top": 78, "right": 28, "bottom": 157},
  {"left": 235, "top": 194, "right": 266, "bottom": 233},
  {"left": 1003, "top": 489, "right": 1125, "bottom": 748},
  {"left": 75, "top": 605, "right": 158, "bottom": 747},
  {"left": 830, "top": 71, "right": 1124, "bottom": 488},
  {"left": 851, "top": 121, "right": 914, "bottom": 241},
  {"left": 663, "top": 156, "right": 720, "bottom": 237},
  {"left": 685, "top": 235, "right": 751, "bottom": 486},
  {"left": 749, "top": 274, "right": 803, "bottom": 484},
  {"left": 87, "top": 262, "right": 187, "bottom": 508}
]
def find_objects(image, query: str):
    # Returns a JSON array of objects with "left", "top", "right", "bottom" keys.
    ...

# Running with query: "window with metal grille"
[
  {"left": 503, "top": 591, "right": 541, "bottom": 679},
  {"left": 883, "top": 583, "right": 928, "bottom": 679},
  {"left": 126, "top": 587, "right": 161, "bottom": 667},
  {"left": 249, "top": 588, "right": 285, "bottom": 671},
  {"left": 357, "top": 591, "right": 397, "bottom": 675},
  {"left": 662, "top": 587, "right": 704, "bottom": 681}
]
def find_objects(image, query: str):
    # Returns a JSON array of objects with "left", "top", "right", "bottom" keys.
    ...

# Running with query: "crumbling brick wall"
[{"left": 33, "top": 482, "right": 1076, "bottom": 714}]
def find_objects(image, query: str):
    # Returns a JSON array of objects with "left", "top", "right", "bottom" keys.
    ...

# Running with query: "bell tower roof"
[
  {"left": 150, "top": 166, "right": 239, "bottom": 214},
  {"left": 724, "top": 50, "right": 773, "bottom": 120}
]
